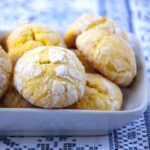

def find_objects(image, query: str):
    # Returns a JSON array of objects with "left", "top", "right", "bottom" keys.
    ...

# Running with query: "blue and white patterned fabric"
[{"left": 0, "top": 0, "right": 150, "bottom": 149}]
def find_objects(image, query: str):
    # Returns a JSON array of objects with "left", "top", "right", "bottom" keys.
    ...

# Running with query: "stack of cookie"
[{"left": 0, "top": 14, "right": 137, "bottom": 111}]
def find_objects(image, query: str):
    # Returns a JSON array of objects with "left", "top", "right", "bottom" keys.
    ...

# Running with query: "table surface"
[{"left": 0, "top": 0, "right": 150, "bottom": 149}]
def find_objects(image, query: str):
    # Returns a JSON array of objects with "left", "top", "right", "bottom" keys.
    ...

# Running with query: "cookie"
[
  {"left": 76, "top": 29, "right": 136, "bottom": 86},
  {"left": 69, "top": 73, "right": 122, "bottom": 111},
  {"left": 3, "top": 22, "right": 66, "bottom": 64},
  {"left": 3, "top": 83, "right": 33, "bottom": 108},
  {"left": 65, "top": 13, "right": 128, "bottom": 48},
  {"left": 72, "top": 49, "right": 96, "bottom": 73},
  {"left": 0, "top": 46, "right": 12, "bottom": 98},
  {"left": 14, "top": 46, "right": 86, "bottom": 108}
]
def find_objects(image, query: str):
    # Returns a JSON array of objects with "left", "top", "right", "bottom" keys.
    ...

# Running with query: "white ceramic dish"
[{"left": 0, "top": 31, "right": 148, "bottom": 136}]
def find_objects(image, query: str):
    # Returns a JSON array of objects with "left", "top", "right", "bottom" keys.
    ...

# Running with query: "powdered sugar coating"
[
  {"left": 76, "top": 29, "right": 136, "bottom": 86},
  {"left": 0, "top": 46, "right": 12, "bottom": 98},
  {"left": 55, "top": 65, "right": 74, "bottom": 82},
  {"left": 68, "top": 59, "right": 76, "bottom": 67},
  {"left": 22, "top": 63, "right": 42, "bottom": 80},
  {"left": 52, "top": 81, "right": 65, "bottom": 105},
  {"left": 15, "top": 56, "right": 41, "bottom": 80},
  {"left": 24, "top": 46, "right": 47, "bottom": 55},
  {"left": 49, "top": 48, "right": 66, "bottom": 63},
  {"left": 69, "top": 68, "right": 83, "bottom": 81},
  {"left": 15, "top": 55, "right": 39, "bottom": 72},
  {"left": 0, "top": 58, "right": 5, "bottom": 65},
  {"left": 5, "top": 22, "right": 66, "bottom": 65},
  {"left": 14, "top": 46, "right": 86, "bottom": 108},
  {"left": 108, "top": 100, "right": 120, "bottom": 111},
  {"left": 66, "top": 51, "right": 84, "bottom": 70},
  {"left": 70, "top": 73, "right": 122, "bottom": 111},
  {"left": 14, "top": 78, "right": 24, "bottom": 93},
  {"left": 65, "top": 14, "right": 128, "bottom": 48},
  {"left": 56, "top": 65, "right": 68, "bottom": 76},
  {"left": 78, "top": 82, "right": 85, "bottom": 99},
  {"left": 67, "top": 83, "right": 78, "bottom": 105},
  {"left": 103, "top": 79, "right": 117, "bottom": 99}
]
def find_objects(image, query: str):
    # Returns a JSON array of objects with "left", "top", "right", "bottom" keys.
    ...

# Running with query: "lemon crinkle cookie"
[
  {"left": 72, "top": 49, "right": 96, "bottom": 73},
  {"left": 3, "top": 84, "right": 33, "bottom": 108},
  {"left": 65, "top": 13, "right": 128, "bottom": 48},
  {"left": 70, "top": 73, "right": 122, "bottom": 111},
  {"left": 0, "top": 46, "right": 12, "bottom": 98},
  {"left": 3, "top": 22, "right": 66, "bottom": 64},
  {"left": 14, "top": 46, "right": 86, "bottom": 108},
  {"left": 76, "top": 29, "right": 136, "bottom": 86}
]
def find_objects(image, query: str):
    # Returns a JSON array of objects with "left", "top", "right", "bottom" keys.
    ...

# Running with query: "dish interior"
[{"left": 0, "top": 31, "right": 147, "bottom": 112}]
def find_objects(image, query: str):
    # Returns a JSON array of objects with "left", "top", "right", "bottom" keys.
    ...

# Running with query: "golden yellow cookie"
[
  {"left": 4, "top": 22, "right": 66, "bottom": 64},
  {"left": 14, "top": 46, "right": 86, "bottom": 108},
  {"left": 76, "top": 30, "right": 136, "bottom": 86},
  {"left": 71, "top": 49, "right": 96, "bottom": 73},
  {"left": 69, "top": 73, "right": 122, "bottom": 111},
  {"left": 65, "top": 14, "right": 128, "bottom": 48},
  {"left": 3, "top": 84, "right": 33, "bottom": 108},
  {"left": 0, "top": 46, "right": 12, "bottom": 98}
]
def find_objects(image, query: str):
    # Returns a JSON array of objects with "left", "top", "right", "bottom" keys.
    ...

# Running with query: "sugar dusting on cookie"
[
  {"left": 52, "top": 80, "right": 65, "bottom": 105},
  {"left": 49, "top": 48, "right": 66, "bottom": 63},
  {"left": 67, "top": 83, "right": 77, "bottom": 105},
  {"left": 14, "top": 46, "right": 86, "bottom": 108},
  {"left": 69, "top": 68, "right": 83, "bottom": 81}
]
